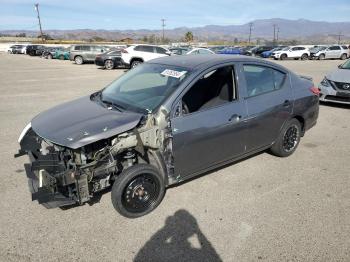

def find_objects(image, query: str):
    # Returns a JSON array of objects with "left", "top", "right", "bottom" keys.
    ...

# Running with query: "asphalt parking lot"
[{"left": 0, "top": 53, "right": 349, "bottom": 262}]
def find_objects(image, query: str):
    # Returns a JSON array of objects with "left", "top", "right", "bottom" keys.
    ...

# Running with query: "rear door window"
[
  {"left": 243, "top": 65, "right": 287, "bottom": 97},
  {"left": 81, "top": 46, "right": 91, "bottom": 51}
]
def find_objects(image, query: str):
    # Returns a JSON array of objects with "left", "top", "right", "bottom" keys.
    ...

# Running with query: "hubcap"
[
  {"left": 283, "top": 125, "right": 299, "bottom": 152},
  {"left": 105, "top": 60, "right": 113, "bottom": 69},
  {"left": 75, "top": 57, "right": 82, "bottom": 64},
  {"left": 122, "top": 174, "right": 160, "bottom": 213}
]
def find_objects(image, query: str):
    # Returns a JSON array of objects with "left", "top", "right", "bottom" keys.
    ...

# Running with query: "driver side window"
[{"left": 182, "top": 66, "right": 236, "bottom": 114}]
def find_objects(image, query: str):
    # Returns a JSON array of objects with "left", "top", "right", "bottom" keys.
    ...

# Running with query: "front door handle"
[
  {"left": 283, "top": 100, "right": 291, "bottom": 107},
  {"left": 229, "top": 114, "right": 242, "bottom": 122}
]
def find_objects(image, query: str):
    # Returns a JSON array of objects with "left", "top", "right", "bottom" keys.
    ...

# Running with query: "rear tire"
[
  {"left": 74, "top": 56, "right": 83, "bottom": 65},
  {"left": 270, "top": 118, "right": 302, "bottom": 157},
  {"left": 301, "top": 53, "right": 308, "bottom": 60},
  {"left": 111, "top": 164, "right": 165, "bottom": 218},
  {"left": 104, "top": 59, "right": 114, "bottom": 70},
  {"left": 340, "top": 54, "right": 347, "bottom": 60}
]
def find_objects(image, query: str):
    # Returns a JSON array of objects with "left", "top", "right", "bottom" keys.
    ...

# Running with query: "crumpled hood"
[
  {"left": 31, "top": 95, "right": 143, "bottom": 149},
  {"left": 327, "top": 69, "right": 350, "bottom": 83}
]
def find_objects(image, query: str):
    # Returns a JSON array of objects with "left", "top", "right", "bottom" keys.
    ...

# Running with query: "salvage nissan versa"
[{"left": 15, "top": 55, "right": 319, "bottom": 218}]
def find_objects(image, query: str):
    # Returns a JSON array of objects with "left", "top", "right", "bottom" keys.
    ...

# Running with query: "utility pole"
[
  {"left": 248, "top": 22, "right": 253, "bottom": 44},
  {"left": 34, "top": 3, "right": 44, "bottom": 43},
  {"left": 276, "top": 27, "right": 280, "bottom": 44},
  {"left": 161, "top": 19, "right": 166, "bottom": 44},
  {"left": 337, "top": 31, "right": 344, "bottom": 44},
  {"left": 273, "top": 24, "right": 277, "bottom": 45}
]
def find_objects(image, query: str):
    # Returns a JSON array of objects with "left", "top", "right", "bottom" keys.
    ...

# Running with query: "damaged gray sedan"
[{"left": 16, "top": 55, "right": 319, "bottom": 218}]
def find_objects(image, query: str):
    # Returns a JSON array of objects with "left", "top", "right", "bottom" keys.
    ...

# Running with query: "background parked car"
[
  {"left": 121, "top": 44, "right": 171, "bottom": 68},
  {"left": 9, "top": 44, "right": 27, "bottom": 54},
  {"left": 69, "top": 45, "right": 109, "bottom": 65},
  {"left": 272, "top": 46, "right": 310, "bottom": 60},
  {"left": 169, "top": 47, "right": 190, "bottom": 55},
  {"left": 261, "top": 46, "right": 287, "bottom": 58},
  {"left": 319, "top": 59, "right": 350, "bottom": 104},
  {"left": 249, "top": 46, "right": 275, "bottom": 57},
  {"left": 95, "top": 49, "right": 123, "bottom": 69},
  {"left": 217, "top": 47, "right": 243, "bottom": 55},
  {"left": 53, "top": 47, "right": 70, "bottom": 60},
  {"left": 41, "top": 46, "right": 64, "bottom": 59},
  {"left": 26, "top": 45, "right": 45, "bottom": 56},
  {"left": 311, "top": 45, "right": 348, "bottom": 60},
  {"left": 186, "top": 48, "right": 214, "bottom": 55}
]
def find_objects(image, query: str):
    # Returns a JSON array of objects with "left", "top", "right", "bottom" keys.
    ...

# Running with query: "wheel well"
[
  {"left": 281, "top": 53, "right": 287, "bottom": 57},
  {"left": 74, "top": 55, "right": 83, "bottom": 60},
  {"left": 293, "top": 115, "right": 305, "bottom": 135},
  {"left": 130, "top": 57, "right": 143, "bottom": 64}
]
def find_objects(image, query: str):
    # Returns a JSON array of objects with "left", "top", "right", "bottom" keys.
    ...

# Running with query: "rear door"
[{"left": 239, "top": 63, "right": 293, "bottom": 152}]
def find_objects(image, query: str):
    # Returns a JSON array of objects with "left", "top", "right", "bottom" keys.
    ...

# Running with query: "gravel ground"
[{"left": 0, "top": 53, "right": 349, "bottom": 262}]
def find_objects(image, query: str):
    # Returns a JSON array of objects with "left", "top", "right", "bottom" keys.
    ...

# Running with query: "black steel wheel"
[
  {"left": 270, "top": 118, "right": 302, "bottom": 157},
  {"left": 111, "top": 164, "right": 165, "bottom": 218},
  {"left": 282, "top": 125, "right": 299, "bottom": 152}
]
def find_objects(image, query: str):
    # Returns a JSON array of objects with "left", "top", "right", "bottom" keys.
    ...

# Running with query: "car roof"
[{"left": 148, "top": 54, "right": 285, "bottom": 70}]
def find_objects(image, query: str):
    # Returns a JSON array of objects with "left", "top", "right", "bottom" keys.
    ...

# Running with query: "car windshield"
[
  {"left": 282, "top": 47, "right": 290, "bottom": 51},
  {"left": 101, "top": 63, "right": 189, "bottom": 113},
  {"left": 340, "top": 60, "right": 350, "bottom": 69}
]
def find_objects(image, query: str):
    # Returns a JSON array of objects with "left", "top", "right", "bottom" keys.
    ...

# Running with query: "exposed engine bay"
[{"left": 15, "top": 111, "right": 174, "bottom": 208}]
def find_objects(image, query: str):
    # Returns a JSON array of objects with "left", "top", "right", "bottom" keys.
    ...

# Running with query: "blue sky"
[{"left": 0, "top": 0, "right": 349, "bottom": 30}]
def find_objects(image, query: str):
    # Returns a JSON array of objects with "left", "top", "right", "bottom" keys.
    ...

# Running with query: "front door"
[{"left": 171, "top": 65, "right": 248, "bottom": 178}]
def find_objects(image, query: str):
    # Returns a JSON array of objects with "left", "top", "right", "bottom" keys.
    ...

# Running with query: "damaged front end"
[{"left": 15, "top": 110, "right": 174, "bottom": 209}]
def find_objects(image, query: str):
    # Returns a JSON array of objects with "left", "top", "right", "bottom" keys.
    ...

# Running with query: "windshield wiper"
[{"left": 101, "top": 99, "right": 125, "bottom": 112}]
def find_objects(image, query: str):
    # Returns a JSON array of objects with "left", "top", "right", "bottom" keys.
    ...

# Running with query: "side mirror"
[{"left": 338, "top": 64, "right": 343, "bottom": 69}]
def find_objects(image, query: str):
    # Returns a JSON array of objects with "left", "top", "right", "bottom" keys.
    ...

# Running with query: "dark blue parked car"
[{"left": 217, "top": 47, "right": 243, "bottom": 55}]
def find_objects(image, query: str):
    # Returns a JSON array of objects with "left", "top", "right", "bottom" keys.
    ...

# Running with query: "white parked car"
[
  {"left": 121, "top": 44, "right": 171, "bottom": 68},
  {"left": 271, "top": 46, "right": 310, "bottom": 60},
  {"left": 186, "top": 48, "right": 215, "bottom": 55}
]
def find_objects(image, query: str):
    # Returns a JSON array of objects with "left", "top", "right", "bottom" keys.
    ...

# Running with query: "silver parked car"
[
  {"left": 312, "top": 45, "right": 348, "bottom": 60},
  {"left": 69, "top": 45, "right": 109, "bottom": 65},
  {"left": 319, "top": 59, "right": 350, "bottom": 104}
]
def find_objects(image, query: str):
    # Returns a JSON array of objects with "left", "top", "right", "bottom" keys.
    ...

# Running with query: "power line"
[
  {"left": 248, "top": 22, "right": 253, "bottom": 44},
  {"left": 34, "top": 3, "right": 44, "bottom": 43},
  {"left": 161, "top": 18, "right": 166, "bottom": 44}
]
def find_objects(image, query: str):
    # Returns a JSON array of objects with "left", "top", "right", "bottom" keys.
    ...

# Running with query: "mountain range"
[{"left": 1, "top": 18, "right": 350, "bottom": 43}]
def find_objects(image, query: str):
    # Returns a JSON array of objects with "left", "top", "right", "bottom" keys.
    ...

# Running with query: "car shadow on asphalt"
[{"left": 134, "top": 209, "right": 222, "bottom": 262}]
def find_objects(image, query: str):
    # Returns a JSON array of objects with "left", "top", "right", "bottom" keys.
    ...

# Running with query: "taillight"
[
  {"left": 310, "top": 86, "right": 320, "bottom": 96},
  {"left": 121, "top": 49, "right": 128, "bottom": 54}
]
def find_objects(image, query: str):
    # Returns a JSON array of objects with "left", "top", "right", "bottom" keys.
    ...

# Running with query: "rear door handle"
[{"left": 229, "top": 114, "right": 242, "bottom": 122}]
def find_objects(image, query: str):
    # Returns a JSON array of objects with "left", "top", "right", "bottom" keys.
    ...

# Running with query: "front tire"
[
  {"left": 270, "top": 118, "right": 302, "bottom": 157},
  {"left": 280, "top": 54, "right": 287, "bottom": 60},
  {"left": 318, "top": 54, "right": 325, "bottom": 60},
  {"left": 47, "top": 54, "right": 53, "bottom": 59},
  {"left": 111, "top": 164, "right": 165, "bottom": 218}
]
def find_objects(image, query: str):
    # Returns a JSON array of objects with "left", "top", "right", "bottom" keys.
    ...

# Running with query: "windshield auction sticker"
[{"left": 161, "top": 69, "right": 187, "bottom": 78}]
